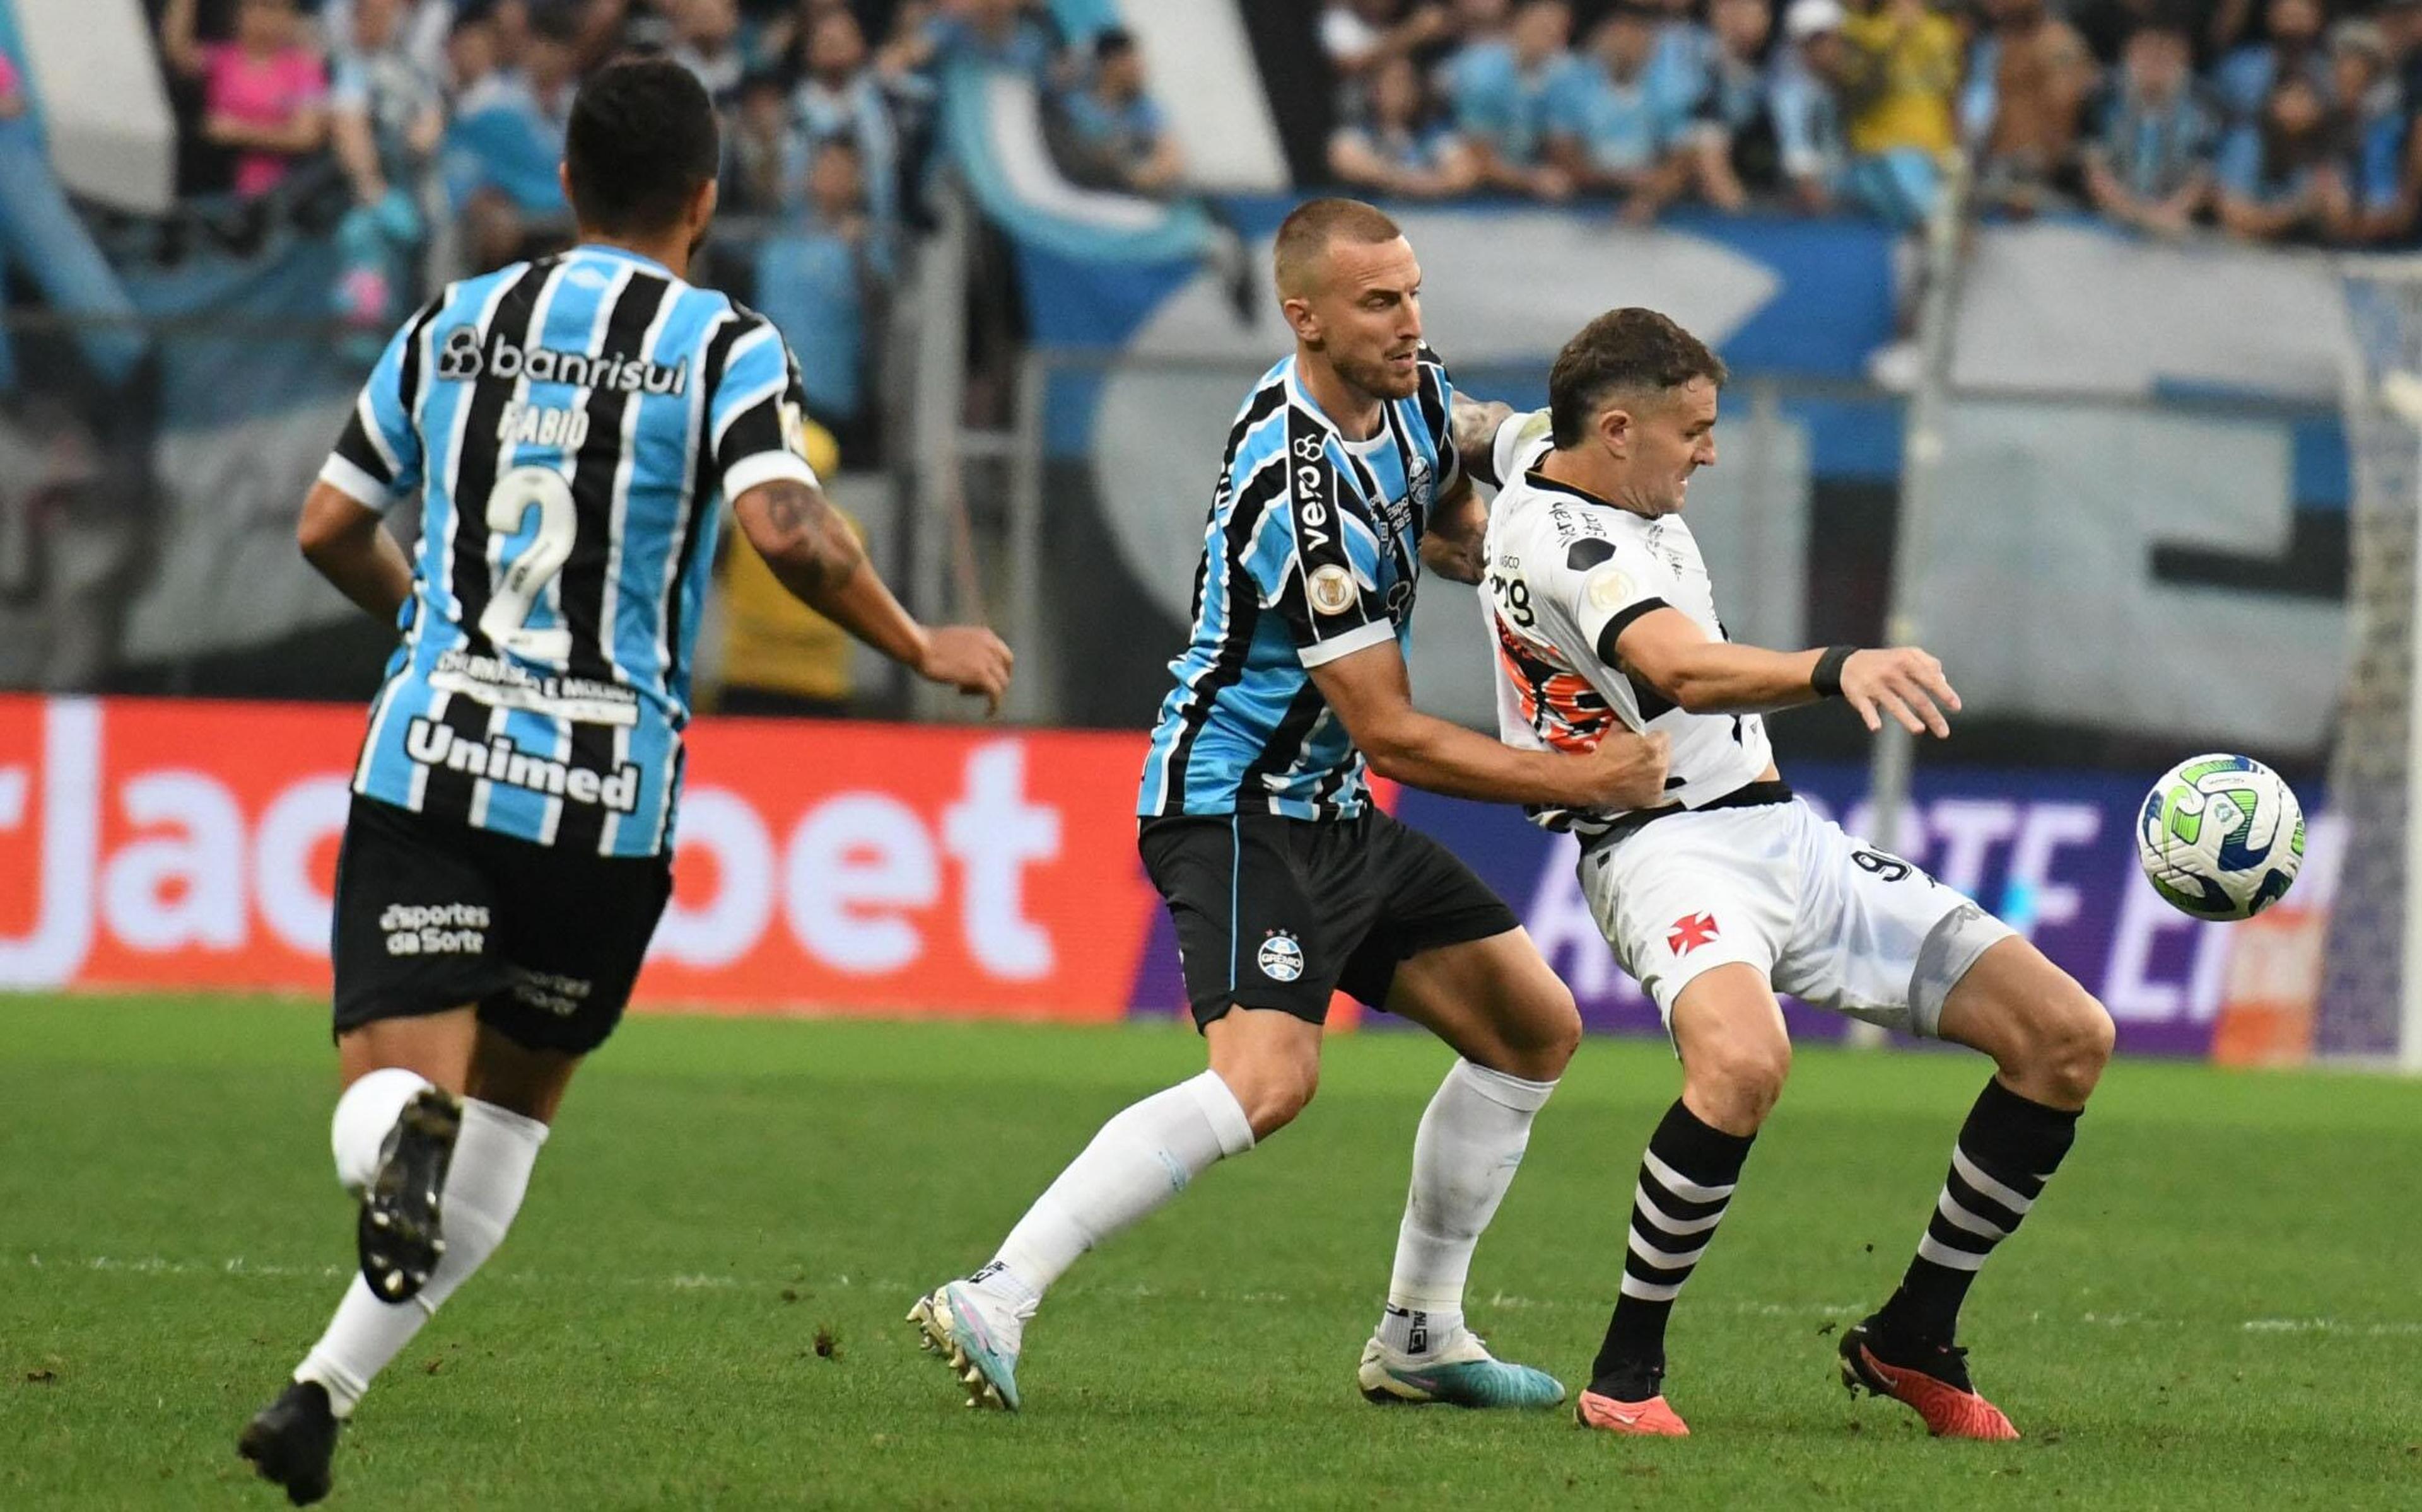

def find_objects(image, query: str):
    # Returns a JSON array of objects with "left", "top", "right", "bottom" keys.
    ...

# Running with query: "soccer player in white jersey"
[
  {"left": 234, "top": 59, "right": 1009, "bottom": 1504},
  {"left": 1481, "top": 309, "right": 2115, "bottom": 1440}
]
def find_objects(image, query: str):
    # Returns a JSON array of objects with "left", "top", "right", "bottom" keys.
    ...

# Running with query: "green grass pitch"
[{"left": 4, "top": 994, "right": 2419, "bottom": 1508}]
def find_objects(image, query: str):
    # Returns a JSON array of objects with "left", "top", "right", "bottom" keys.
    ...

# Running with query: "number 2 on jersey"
[{"left": 479, "top": 464, "right": 576, "bottom": 662}]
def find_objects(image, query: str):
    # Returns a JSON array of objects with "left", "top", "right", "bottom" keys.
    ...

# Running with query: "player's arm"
[
  {"left": 1613, "top": 607, "right": 1960, "bottom": 737},
  {"left": 1309, "top": 639, "right": 1668, "bottom": 808},
  {"left": 1419, "top": 392, "right": 1517, "bottom": 584},
  {"left": 711, "top": 316, "right": 1010, "bottom": 711},
  {"left": 731, "top": 476, "right": 1011, "bottom": 714},
  {"left": 1264, "top": 412, "right": 1659, "bottom": 805},
  {"left": 298, "top": 483, "right": 413, "bottom": 620},
  {"left": 301, "top": 298, "right": 438, "bottom": 623}
]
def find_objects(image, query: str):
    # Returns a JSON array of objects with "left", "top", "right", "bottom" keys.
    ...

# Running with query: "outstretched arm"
[
  {"left": 1615, "top": 607, "right": 1960, "bottom": 737},
  {"left": 1309, "top": 637, "right": 1668, "bottom": 808},
  {"left": 732, "top": 476, "right": 1012, "bottom": 713}
]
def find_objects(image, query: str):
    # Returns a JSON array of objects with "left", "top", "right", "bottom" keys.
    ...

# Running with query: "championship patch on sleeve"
[
  {"left": 1308, "top": 564, "right": 1359, "bottom": 617},
  {"left": 1585, "top": 566, "right": 1635, "bottom": 611}
]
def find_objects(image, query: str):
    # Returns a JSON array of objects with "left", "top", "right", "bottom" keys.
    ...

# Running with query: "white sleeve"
[
  {"left": 1492, "top": 408, "right": 1553, "bottom": 495},
  {"left": 1541, "top": 528, "right": 1676, "bottom": 666}
]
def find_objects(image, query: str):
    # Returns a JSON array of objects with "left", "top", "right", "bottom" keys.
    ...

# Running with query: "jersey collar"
[
  {"left": 1281, "top": 354, "right": 1393, "bottom": 446},
  {"left": 570, "top": 242, "right": 677, "bottom": 279},
  {"left": 1523, "top": 465, "right": 1625, "bottom": 511}
]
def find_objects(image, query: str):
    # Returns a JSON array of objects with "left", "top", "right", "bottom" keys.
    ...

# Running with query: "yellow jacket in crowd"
[{"left": 1840, "top": 1, "right": 1962, "bottom": 158}]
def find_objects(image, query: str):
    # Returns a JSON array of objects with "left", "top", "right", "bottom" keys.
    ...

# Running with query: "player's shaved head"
[
  {"left": 1548, "top": 308, "right": 1728, "bottom": 446},
  {"left": 1273, "top": 197, "right": 1405, "bottom": 298}
]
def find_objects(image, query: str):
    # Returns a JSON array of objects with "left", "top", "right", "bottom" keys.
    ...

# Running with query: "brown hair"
[
  {"left": 1273, "top": 197, "right": 1403, "bottom": 298},
  {"left": 1547, "top": 308, "right": 1728, "bottom": 447}
]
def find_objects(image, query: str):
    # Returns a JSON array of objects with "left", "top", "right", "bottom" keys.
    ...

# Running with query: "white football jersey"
[{"left": 1482, "top": 411, "right": 1774, "bottom": 835}]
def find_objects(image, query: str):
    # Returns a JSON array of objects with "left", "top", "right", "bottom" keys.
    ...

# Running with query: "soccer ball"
[{"left": 2134, "top": 755, "right": 2305, "bottom": 921}]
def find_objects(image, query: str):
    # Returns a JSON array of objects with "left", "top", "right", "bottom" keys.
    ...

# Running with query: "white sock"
[
  {"left": 1378, "top": 1060, "right": 1557, "bottom": 1356},
  {"left": 330, "top": 1067, "right": 436, "bottom": 1195},
  {"left": 977, "top": 1069, "right": 1255, "bottom": 1310},
  {"left": 296, "top": 1098, "right": 548, "bottom": 1416}
]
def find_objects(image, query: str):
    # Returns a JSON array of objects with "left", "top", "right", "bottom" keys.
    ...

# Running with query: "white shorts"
[{"left": 1580, "top": 796, "right": 2015, "bottom": 1037}]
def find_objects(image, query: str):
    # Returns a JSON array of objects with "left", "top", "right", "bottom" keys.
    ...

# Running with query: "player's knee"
[
  {"left": 1215, "top": 1047, "right": 1321, "bottom": 1139},
  {"left": 1683, "top": 1034, "right": 1791, "bottom": 1132},
  {"left": 1540, "top": 994, "right": 1583, "bottom": 1077},
  {"left": 1977, "top": 979, "right": 2112, "bottom": 1108},
  {"left": 1492, "top": 978, "right": 1581, "bottom": 1081},
  {"left": 2023, "top": 987, "right": 2114, "bottom": 1105},
  {"left": 1948, "top": 946, "right": 2112, "bottom": 1106},
  {"left": 1241, "top": 1065, "right": 1318, "bottom": 1139}
]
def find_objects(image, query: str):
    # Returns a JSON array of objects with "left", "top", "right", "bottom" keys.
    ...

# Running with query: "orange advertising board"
[{"left": 0, "top": 696, "right": 1160, "bottom": 1020}]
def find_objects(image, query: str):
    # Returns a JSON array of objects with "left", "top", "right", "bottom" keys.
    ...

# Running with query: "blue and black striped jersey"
[
  {"left": 1138, "top": 350, "right": 1461, "bottom": 821},
  {"left": 320, "top": 244, "right": 819, "bottom": 857}
]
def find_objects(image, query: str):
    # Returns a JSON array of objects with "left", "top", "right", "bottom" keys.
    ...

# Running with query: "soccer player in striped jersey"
[
  {"left": 1481, "top": 308, "right": 2113, "bottom": 1439},
  {"left": 912, "top": 199, "right": 1670, "bottom": 1414},
  {"left": 237, "top": 59, "right": 1009, "bottom": 1504}
]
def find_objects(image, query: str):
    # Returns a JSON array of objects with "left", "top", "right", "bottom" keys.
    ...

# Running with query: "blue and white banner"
[{"left": 0, "top": 212, "right": 368, "bottom": 682}]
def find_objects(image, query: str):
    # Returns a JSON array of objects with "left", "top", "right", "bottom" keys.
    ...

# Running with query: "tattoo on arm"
[
  {"left": 752, "top": 479, "right": 863, "bottom": 596},
  {"left": 1448, "top": 393, "right": 1515, "bottom": 487}
]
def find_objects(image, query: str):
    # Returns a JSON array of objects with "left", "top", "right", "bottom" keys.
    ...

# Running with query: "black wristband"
[{"left": 1811, "top": 645, "right": 1856, "bottom": 699}]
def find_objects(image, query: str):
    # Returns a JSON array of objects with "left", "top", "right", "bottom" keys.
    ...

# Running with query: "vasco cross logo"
[
  {"left": 1258, "top": 931, "right": 1305, "bottom": 982},
  {"left": 1668, "top": 912, "right": 1721, "bottom": 956}
]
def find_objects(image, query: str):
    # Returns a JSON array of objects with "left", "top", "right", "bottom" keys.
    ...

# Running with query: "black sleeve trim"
[
  {"left": 332, "top": 409, "right": 394, "bottom": 486},
  {"left": 715, "top": 393, "right": 788, "bottom": 473},
  {"left": 1594, "top": 596, "right": 1673, "bottom": 667}
]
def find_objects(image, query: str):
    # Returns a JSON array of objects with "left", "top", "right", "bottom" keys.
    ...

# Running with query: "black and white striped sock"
[
  {"left": 1592, "top": 1100, "right": 1755, "bottom": 1388},
  {"left": 1881, "top": 1078, "right": 2081, "bottom": 1342}
]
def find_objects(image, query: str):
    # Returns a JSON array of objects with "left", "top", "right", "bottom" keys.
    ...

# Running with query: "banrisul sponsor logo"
[
  {"left": 436, "top": 324, "right": 687, "bottom": 395},
  {"left": 404, "top": 718, "right": 642, "bottom": 812}
]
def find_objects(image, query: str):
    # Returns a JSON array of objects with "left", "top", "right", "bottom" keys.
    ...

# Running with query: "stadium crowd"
[
  {"left": 8, "top": 0, "right": 2409, "bottom": 441},
  {"left": 1323, "top": 0, "right": 2422, "bottom": 243},
  {"left": 131, "top": 0, "right": 1186, "bottom": 444},
  {"left": 112, "top": 0, "right": 2422, "bottom": 398}
]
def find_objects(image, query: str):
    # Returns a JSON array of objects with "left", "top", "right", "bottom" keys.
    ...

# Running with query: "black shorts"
[
  {"left": 1138, "top": 809, "right": 1521, "bottom": 1030},
  {"left": 331, "top": 794, "right": 673, "bottom": 1056}
]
